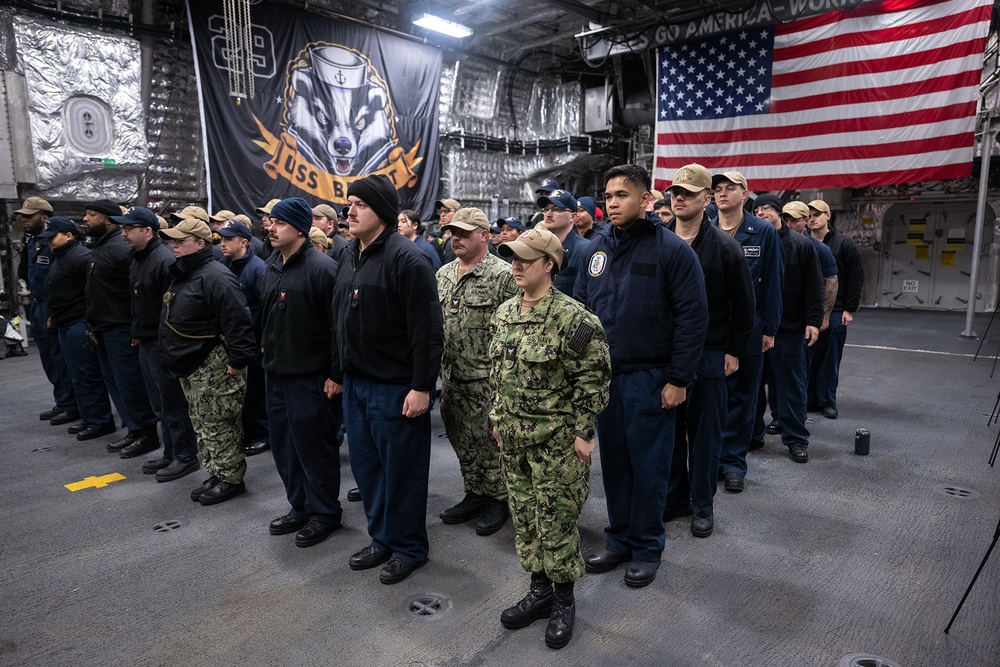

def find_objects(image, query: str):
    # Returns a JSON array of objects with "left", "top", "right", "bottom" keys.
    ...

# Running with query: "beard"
[{"left": 85, "top": 221, "right": 108, "bottom": 237}]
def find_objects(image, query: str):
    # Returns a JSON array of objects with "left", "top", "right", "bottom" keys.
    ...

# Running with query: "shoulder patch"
[
  {"left": 588, "top": 251, "right": 607, "bottom": 277},
  {"left": 568, "top": 321, "right": 594, "bottom": 355}
]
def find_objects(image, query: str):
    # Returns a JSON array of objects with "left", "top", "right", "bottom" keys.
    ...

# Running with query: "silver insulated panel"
[{"left": 13, "top": 15, "right": 147, "bottom": 201}]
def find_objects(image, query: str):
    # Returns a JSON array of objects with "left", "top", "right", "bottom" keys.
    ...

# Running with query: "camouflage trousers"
[
  {"left": 440, "top": 379, "right": 505, "bottom": 501},
  {"left": 180, "top": 344, "right": 246, "bottom": 484},
  {"left": 500, "top": 433, "right": 590, "bottom": 584}
]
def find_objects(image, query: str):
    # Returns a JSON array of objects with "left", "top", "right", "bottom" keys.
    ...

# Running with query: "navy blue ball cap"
[
  {"left": 535, "top": 177, "right": 561, "bottom": 194},
  {"left": 536, "top": 189, "right": 578, "bottom": 212},
  {"left": 216, "top": 219, "right": 253, "bottom": 240},
  {"left": 110, "top": 206, "right": 159, "bottom": 230},
  {"left": 501, "top": 217, "right": 525, "bottom": 232},
  {"left": 37, "top": 216, "right": 77, "bottom": 238}
]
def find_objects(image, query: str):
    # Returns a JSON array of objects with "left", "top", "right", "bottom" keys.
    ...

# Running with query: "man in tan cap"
[
  {"left": 711, "top": 170, "right": 783, "bottom": 494},
  {"left": 255, "top": 198, "right": 281, "bottom": 260},
  {"left": 435, "top": 197, "right": 461, "bottom": 264},
  {"left": 159, "top": 217, "right": 257, "bottom": 505},
  {"left": 313, "top": 203, "right": 349, "bottom": 261},
  {"left": 435, "top": 207, "right": 518, "bottom": 535},
  {"left": 806, "top": 199, "right": 863, "bottom": 420},
  {"left": 16, "top": 197, "right": 78, "bottom": 423}
]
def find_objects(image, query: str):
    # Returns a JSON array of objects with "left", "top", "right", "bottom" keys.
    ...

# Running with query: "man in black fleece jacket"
[
  {"left": 114, "top": 206, "right": 199, "bottom": 478},
  {"left": 664, "top": 168, "right": 755, "bottom": 538},
  {"left": 330, "top": 173, "right": 443, "bottom": 586},
  {"left": 259, "top": 197, "right": 344, "bottom": 549},
  {"left": 83, "top": 199, "right": 158, "bottom": 449}
]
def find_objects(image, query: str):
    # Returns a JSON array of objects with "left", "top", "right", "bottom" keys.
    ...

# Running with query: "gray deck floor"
[{"left": 1, "top": 308, "right": 997, "bottom": 666}]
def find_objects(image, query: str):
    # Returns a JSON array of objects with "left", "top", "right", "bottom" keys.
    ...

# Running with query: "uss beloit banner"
[{"left": 188, "top": 0, "right": 441, "bottom": 217}]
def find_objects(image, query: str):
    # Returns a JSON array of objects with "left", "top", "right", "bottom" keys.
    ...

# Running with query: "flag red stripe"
[
  {"left": 776, "top": 0, "right": 956, "bottom": 36},
  {"left": 653, "top": 164, "right": 972, "bottom": 193},
  {"left": 656, "top": 103, "right": 976, "bottom": 146},
  {"left": 769, "top": 70, "right": 979, "bottom": 113},
  {"left": 655, "top": 133, "right": 971, "bottom": 169},
  {"left": 772, "top": 40, "right": 984, "bottom": 87},
  {"left": 773, "top": 5, "right": 990, "bottom": 62}
]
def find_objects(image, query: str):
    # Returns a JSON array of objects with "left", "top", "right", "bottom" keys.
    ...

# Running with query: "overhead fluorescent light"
[{"left": 413, "top": 13, "right": 473, "bottom": 38}]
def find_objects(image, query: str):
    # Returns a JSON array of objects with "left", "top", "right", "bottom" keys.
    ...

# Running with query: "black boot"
[
  {"left": 544, "top": 582, "right": 575, "bottom": 649},
  {"left": 500, "top": 572, "right": 553, "bottom": 630}
]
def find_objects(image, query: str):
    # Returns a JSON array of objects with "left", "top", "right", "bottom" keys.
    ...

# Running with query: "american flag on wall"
[{"left": 652, "top": 0, "right": 994, "bottom": 192}]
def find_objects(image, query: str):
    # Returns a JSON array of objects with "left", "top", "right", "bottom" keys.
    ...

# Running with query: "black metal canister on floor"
[{"left": 855, "top": 428, "right": 870, "bottom": 455}]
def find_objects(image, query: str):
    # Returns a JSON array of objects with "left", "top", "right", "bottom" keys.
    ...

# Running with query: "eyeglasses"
[
  {"left": 754, "top": 206, "right": 776, "bottom": 215},
  {"left": 542, "top": 206, "right": 569, "bottom": 214},
  {"left": 167, "top": 237, "right": 196, "bottom": 246}
]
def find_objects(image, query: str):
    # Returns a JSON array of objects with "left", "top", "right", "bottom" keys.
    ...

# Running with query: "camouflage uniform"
[
  {"left": 437, "top": 253, "right": 519, "bottom": 501},
  {"left": 180, "top": 344, "right": 247, "bottom": 484},
  {"left": 489, "top": 288, "right": 612, "bottom": 583}
]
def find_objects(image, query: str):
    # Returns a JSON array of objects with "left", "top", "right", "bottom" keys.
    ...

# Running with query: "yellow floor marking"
[{"left": 65, "top": 473, "right": 126, "bottom": 492}]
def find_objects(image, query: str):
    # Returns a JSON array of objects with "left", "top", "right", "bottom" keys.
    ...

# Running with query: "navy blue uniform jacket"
[{"left": 573, "top": 217, "right": 708, "bottom": 385}]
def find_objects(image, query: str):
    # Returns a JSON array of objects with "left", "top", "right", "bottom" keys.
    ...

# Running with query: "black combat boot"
[
  {"left": 500, "top": 572, "right": 553, "bottom": 629},
  {"left": 544, "top": 581, "right": 575, "bottom": 649}
]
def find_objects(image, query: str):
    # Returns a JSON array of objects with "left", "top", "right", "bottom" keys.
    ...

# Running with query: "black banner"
[{"left": 188, "top": 0, "right": 441, "bottom": 219}]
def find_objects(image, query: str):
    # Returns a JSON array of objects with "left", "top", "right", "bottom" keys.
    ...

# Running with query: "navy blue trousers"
[
  {"left": 94, "top": 325, "right": 156, "bottom": 432},
  {"left": 668, "top": 349, "right": 726, "bottom": 518},
  {"left": 243, "top": 361, "right": 269, "bottom": 443},
  {"left": 58, "top": 320, "right": 114, "bottom": 430},
  {"left": 344, "top": 375, "right": 430, "bottom": 565},
  {"left": 771, "top": 333, "right": 810, "bottom": 448},
  {"left": 596, "top": 368, "right": 675, "bottom": 563},
  {"left": 808, "top": 310, "right": 847, "bottom": 410},
  {"left": 266, "top": 372, "right": 343, "bottom": 525},
  {"left": 31, "top": 302, "right": 75, "bottom": 411},
  {"left": 720, "top": 351, "right": 764, "bottom": 477},
  {"left": 751, "top": 353, "right": 777, "bottom": 449},
  {"left": 138, "top": 340, "right": 197, "bottom": 462}
]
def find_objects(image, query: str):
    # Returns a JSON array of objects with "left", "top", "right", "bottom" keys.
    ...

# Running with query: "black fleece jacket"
[
  {"left": 46, "top": 240, "right": 90, "bottom": 328},
  {"left": 129, "top": 238, "right": 174, "bottom": 340},
  {"left": 667, "top": 216, "right": 755, "bottom": 357},
  {"left": 85, "top": 226, "right": 133, "bottom": 332},
  {"left": 779, "top": 225, "right": 824, "bottom": 333},
  {"left": 159, "top": 247, "right": 256, "bottom": 378},
  {"left": 260, "top": 241, "right": 339, "bottom": 377},
  {"left": 331, "top": 224, "right": 443, "bottom": 391}
]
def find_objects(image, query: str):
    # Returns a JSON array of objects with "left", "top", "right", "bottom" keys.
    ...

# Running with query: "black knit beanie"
[
  {"left": 269, "top": 197, "right": 313, "bottom": 236},
  {"left": 347, "top": 173, "right": 399, "bottom": 226}
]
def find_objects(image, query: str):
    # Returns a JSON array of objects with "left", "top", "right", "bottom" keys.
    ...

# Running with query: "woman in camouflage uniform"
[{"left": 489, "top": 228, "right": 612, "bottom": 650}]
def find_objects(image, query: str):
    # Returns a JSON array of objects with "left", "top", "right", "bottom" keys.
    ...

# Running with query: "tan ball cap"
[
  {"left": 782, "top": 201, "right": 811, "bottom": 219},
  {"left": 498, "top": 228, "right": 565, "bottom": 270},
  {"left": 808, "top": 199, "right": 831, "bottom": 214},
  {"left": 442, "top": 207, "right": 490, "bottom": 232},
  {"left": 670, "top": 164, "right": 713, "bottom": 192},
  {"left": 15, "top": 196, "right": 54, "bottom": 215},
  {"left": 160, "top": 218, "right": 213, "bottom": 241}
]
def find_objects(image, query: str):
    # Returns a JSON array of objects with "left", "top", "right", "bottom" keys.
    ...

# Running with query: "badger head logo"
[{"left": 284, "top": 44, "right": 396, "bottom": 177}]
